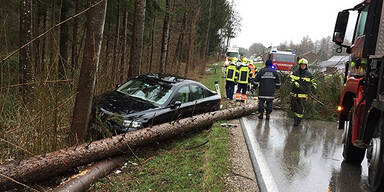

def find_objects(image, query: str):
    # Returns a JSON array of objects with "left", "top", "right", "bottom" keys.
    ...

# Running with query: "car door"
[
  {"left": 189, "top": 84, "right": 206, "bottom": 115},
  {"left": 168, "top": 85, "right": 194, "bottom": 121}
]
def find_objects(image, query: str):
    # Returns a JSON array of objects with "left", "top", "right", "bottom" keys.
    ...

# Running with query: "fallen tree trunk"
[
  {"left": 0, "top": 104, "right": 257, "bottom": 190},
  {"left": 51, "top": 156, "right": 125, "bottom": 192}
]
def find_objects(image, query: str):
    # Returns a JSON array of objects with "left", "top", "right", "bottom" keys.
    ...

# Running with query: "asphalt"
[{"left": 240, "top": 110, "right": 371, "bottom": 192}]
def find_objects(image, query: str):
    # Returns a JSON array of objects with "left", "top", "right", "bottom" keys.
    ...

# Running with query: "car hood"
[{"left": 97, "top": 91, "right": 159, "bottom": 116}]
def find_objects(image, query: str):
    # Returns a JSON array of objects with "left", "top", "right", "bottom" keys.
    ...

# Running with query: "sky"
[{"left": 231, "top": 0, "right": 363, "bottom": 49}]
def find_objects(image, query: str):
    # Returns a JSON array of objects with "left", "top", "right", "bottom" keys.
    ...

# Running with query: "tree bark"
[
  {"left": 51, "top": 156, "right": 125, "bottom": 192},
  {"left": 59, "top": 0, "right": 71, "bottom": 80},
  {"left": 159, "top": 0, "right": 170, "bottom": 73},
  {"left": 112, "top": 0, "right": 120, "bottom": 85},
  {"left": 185, "top": 2, "right": 200, "bottom": 76},
  {"left": 149, "top": 16, "right": 156, "bottom": 73},
  {"left": 202, "top": 0, "right": 212, "bottom": 60},
  {"left": 119, "top": 11, "right": 128, "bottom": 83},
  {"left": 128, "top": 0, "right": 146, "bottom": 78},
  {"left": 19, "top": 0, "right": 35, "bottom": 104},
  {"left": 0, "top": 104, "right": 256, "bottom": 191},
  {"left": 71, "top": 0, "right": 80, "bottom": 80},
  {"left": 70, "top": 0, "right": 107, "bottom": 144}
]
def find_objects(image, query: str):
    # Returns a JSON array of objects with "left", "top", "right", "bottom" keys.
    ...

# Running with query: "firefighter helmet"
[
  {"left": 232, "top": 57, "right": 238, "bottom": 63},
  {"left": 298, "top": 58, "right": 309, "bottom": 65},
  {"left": 242, "top": 57, "right": 248, "bottom": 64}
]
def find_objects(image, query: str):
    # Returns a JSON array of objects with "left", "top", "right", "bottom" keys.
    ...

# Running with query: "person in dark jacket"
[
  {"left": 290, "top": 58, "right": 317, "bottom": 126},
  {"left": 254, "top": 59, "right": 281, "bottom": 119}
]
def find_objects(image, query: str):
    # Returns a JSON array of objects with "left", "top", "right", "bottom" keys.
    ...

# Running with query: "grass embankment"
[{"left": 90, "top": 62, "right": 231, "bottom": 191}]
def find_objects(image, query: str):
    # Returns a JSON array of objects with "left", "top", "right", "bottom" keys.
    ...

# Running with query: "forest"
[{"left": 0, "top": 0, "right": 240, "bottom": 162}]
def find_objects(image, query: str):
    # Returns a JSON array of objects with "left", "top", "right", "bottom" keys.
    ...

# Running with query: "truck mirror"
[{"left": 333, "top": 11, "right": 349, "bottom": 44}]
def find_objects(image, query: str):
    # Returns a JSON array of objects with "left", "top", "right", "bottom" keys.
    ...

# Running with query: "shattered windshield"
[{"left": 117, "top": 79, "right": 173, "bottom": 105}]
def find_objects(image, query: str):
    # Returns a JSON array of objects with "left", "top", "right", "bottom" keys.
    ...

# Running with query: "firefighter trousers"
[
  {"left": 225, "top": 81, "right": 235, "bottom": 100},
  {"left": 235, "top": 83, "right": 248, "bottom": 102},
  {"left": 258, "top": 98, "right": 273, "bottom": 114},
  {"left": 290, "top": 96, "right": 305, "bottom": 120}
]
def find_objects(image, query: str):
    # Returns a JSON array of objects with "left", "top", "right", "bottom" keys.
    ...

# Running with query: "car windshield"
[
  {"left": 272, "top": 53, "right": 295, "bottom": 63},
  {"left": 116, "top": 78, "right": 173, "bottom": 105}
]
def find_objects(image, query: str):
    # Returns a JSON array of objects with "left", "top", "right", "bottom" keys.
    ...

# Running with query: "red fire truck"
[
  {"left": 265, "top": 48, "right": 297, "bottom": 72},
  {"left": 333, "top": 0, "right": 384, "bottom": 190}
]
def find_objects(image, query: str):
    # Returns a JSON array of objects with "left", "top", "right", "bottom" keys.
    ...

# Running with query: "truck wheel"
[
  {"left": 342, "top": 110, "right": 365, "bottom": 164},
  {"left": 367, "top": 137, "right": 384, "bottom": 191}
]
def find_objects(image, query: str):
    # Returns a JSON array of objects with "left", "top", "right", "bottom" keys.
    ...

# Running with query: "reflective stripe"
[
  {"left": 302, "top": 77, "right": 311, "bottom": 82},
  {"left": 261, "top": 75, "right": 276, "bottom": 79},
  {"left": 226, "top": 65, "right": 237, "bottom": 82},
  {"left": 276, "top": 83, "right": 281, "bottom": 86},
  {"left": 241, "top": 94, "right": 247, "bottom": 101},
  {"left": 235, "top": 92, "right": 241, "bottom": 100},
  {"left": 291, "top": 75, "right": 311, "bottom": 82},
  {"left": 294, "top": 112, "right": 303, "bottom": 118},
  {"left": 259, "top": 96, "right": 275, "bottom": 99},
  {"left": 290, "top": 75, "right": 300, "bottom": 81},
  {"left": 238, "top": 67, "right": 250, "bottom": 84},
  {"left": 290, "top": 92, "right": 308, "bottom": 98},
  {"left": 311, "top": 79, "right": 317, "bottom": 89}
]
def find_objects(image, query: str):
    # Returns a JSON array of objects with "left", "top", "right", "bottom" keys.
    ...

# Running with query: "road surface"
[{"left": 240, "top": 111, "right": 371, "bottom": 192}]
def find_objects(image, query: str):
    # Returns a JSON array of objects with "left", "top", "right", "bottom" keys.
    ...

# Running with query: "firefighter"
[
  {"left": 225, "top": 57, "right": 238, "bottom": 100},
  {"left": 254, "top": 59, "right": 280, "bottom": 119},
  {"left": 247, "top": 60, "right": 257, "bottom": 94},
  {"left": 235, "top": 58, "right": 252, "bottom": 103},
  {"left": 248, "top": 60, "right": 256, "bottom": 78},
  {"left": 290, "top": 58, "right": 317, "bottom": 126}
]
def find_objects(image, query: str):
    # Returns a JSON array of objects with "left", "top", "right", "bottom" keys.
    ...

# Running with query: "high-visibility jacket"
[
  {"left": 236, "top": 65, "right": 252, "bottom": 84},
  {"left": 225, "top": 64, "right": 237, "bottom": 82},
  {"left": 290, "top": 68, "right": 317, "bottom": 98},
  {"left": 248, "top": 64, "right": 256, "bottom": 78}
]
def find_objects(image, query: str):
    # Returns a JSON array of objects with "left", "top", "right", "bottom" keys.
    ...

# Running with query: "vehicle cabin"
[{"left": 265, "top": 49, "right": 297, "bottom": 72}]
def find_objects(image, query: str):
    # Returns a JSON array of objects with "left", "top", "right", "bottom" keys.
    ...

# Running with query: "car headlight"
[{"left": 123, "top": 120, "right": 143, "bottom": 128}]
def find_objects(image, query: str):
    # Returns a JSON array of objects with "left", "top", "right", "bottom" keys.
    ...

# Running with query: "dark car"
[{"left": 94, "top": 73, "right": 221, "bottom": 134}]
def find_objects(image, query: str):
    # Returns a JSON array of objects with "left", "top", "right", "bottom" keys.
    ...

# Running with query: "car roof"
[{"left": 136, "top": 73, "right": 195, "bottom": 86}]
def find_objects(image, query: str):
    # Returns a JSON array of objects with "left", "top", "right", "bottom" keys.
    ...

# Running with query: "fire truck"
[
  {"left": 265, "top": 48, "right": 297, "bottom": 72},
  {"left": 333, "top": 0, "right": 384, "bottom": 190}
]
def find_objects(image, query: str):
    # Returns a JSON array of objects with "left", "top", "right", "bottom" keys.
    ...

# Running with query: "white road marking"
[{"left": 241, "top": 117, "right": 280, "bottom": 192}]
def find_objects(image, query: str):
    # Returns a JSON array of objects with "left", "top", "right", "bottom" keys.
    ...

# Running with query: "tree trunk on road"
[
  {"left": 0, "top": 104, "right": 257, "bottom": 191},
  {"left": 70, "top": 0, "right": 107, "bottom": 144}
]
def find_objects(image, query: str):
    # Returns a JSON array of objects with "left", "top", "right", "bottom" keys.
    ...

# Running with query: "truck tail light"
[{"left": 337, "top": 106, "right": 343, "bottom": 111}]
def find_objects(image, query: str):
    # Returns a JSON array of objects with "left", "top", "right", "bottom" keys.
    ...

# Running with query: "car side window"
[
  {"left": 173, "top": 86, "right": 190, "bottom": 103},
  {"left": 190, "top": 84, "right": 204, "bottom": 101}
]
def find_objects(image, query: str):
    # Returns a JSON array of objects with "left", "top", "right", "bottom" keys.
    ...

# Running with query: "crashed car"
[{"left": 94, "top": 73, "right": 221, "bottom": 134}]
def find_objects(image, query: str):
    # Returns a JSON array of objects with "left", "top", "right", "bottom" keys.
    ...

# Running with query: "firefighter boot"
[
  {"left": 266, "top": 112, "right": 271, "bottom": 120},
  {"left": 258, "top": 111, "right": 263, "bottom": 119},
  {"left": 293, "top": 117, "right": 301, "bottom": 126}
]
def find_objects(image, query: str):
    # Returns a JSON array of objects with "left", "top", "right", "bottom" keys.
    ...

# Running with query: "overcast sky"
[{"left": 231, "top": 0, "right": 363, "bottom": 48}]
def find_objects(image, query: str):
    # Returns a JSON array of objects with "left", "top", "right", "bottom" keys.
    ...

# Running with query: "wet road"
[{"left": 240, "top": 111, "right": 371, "bottom": 192}]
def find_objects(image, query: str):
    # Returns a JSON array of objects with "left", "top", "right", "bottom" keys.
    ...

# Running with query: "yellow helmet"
[
  {"left": 298, "top": 58, "right": 309, "bottom": 65},
  {"left": 232, "top": 57, "right": 239, "bottom": 63},
  {"left": 242, "top": 57, "right": 248, "bottom": 63}
]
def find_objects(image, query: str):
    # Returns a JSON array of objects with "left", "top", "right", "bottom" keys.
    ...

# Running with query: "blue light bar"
[
  {"left": 272, "top": 50, "right": 277, "bottom": 53},
  {"left": 292, "top": 51, "right": 296, "bottom": 54}
]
